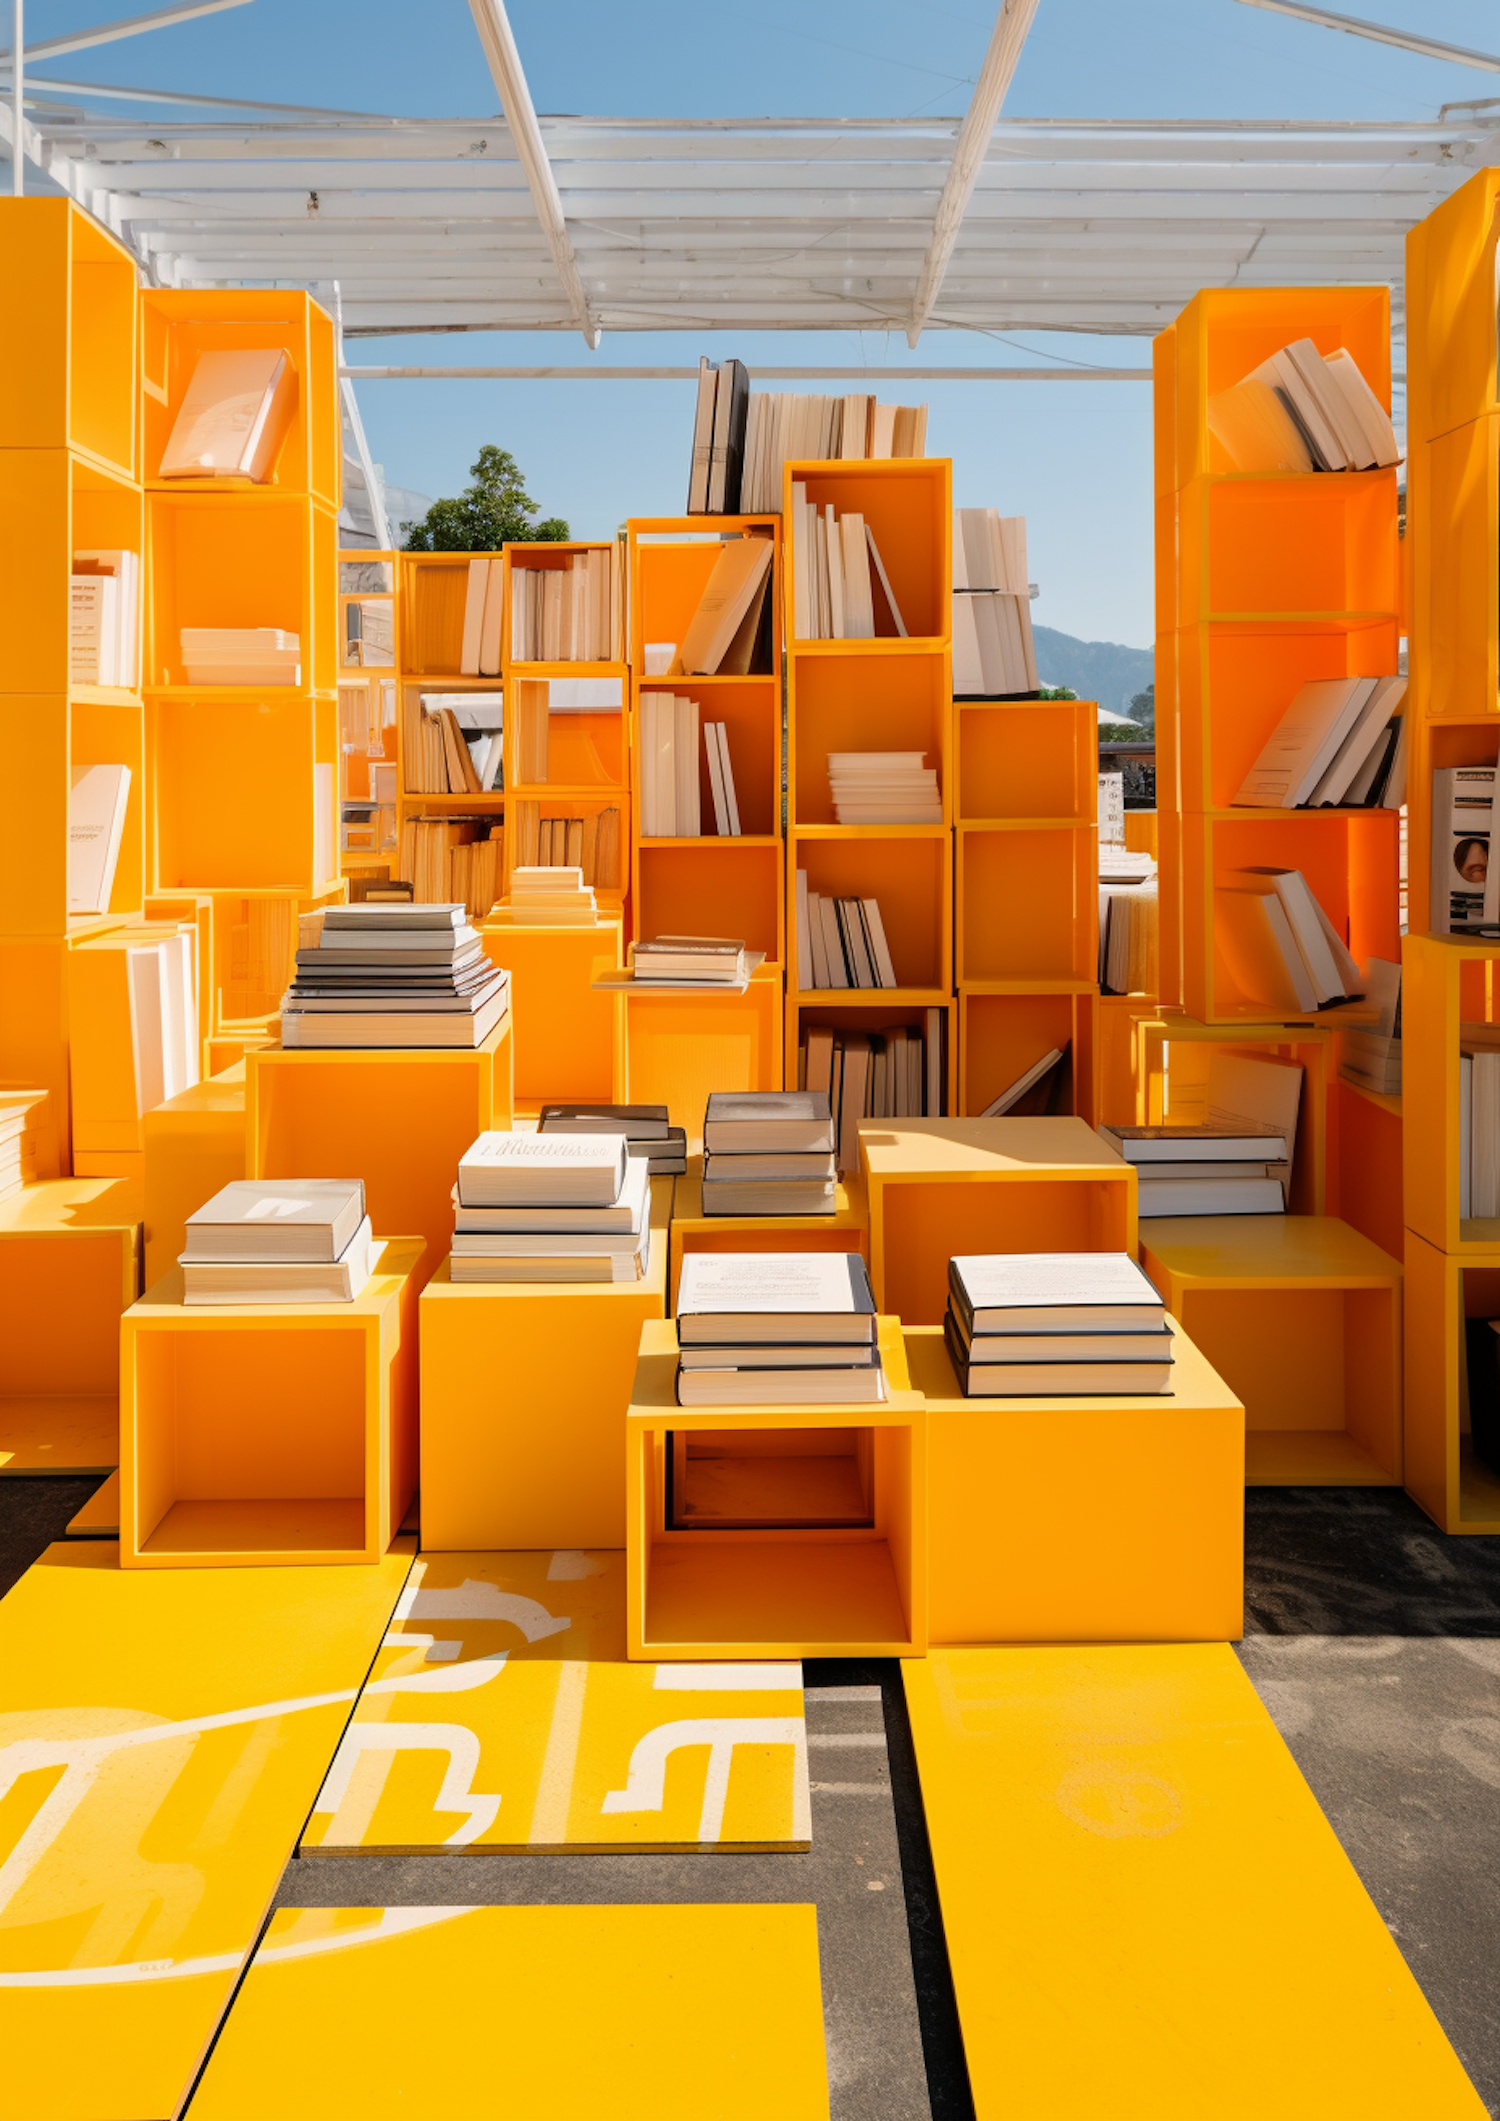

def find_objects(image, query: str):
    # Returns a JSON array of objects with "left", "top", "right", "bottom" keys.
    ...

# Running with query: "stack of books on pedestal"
[
  {"left": 539, "top": 1102, "right": 688, "bottom": 1176},
  {"left": 280, "top": 903, "right": 509, "bottom": 1049},
  {"left": 1097, "top": 1123, "right": 1290, "bottom": 1218},
  {"left": 632, "top": 935, "right": 748, "bottom": 984},
  {"left": 945, "top": 1253, "right": 1175, "bottom": 1395},
  {"left": 179, "top": 1179, "right": 376, "bottom": 1305},
  {"left": 0, "top": 1090, "right": 44, "bottom": 1204},
  {"left": 675, "top": 1251, "right": 885, "bottom": 1404},
  {"left": 450, "top": 1130, "right": 650, "bottom": 1283},
  {"left": 701, "top": 1091, "right": 837, "bottom": 1215},
  {"left": 507, "top": 865, "right": 597, "bottom": 924}
]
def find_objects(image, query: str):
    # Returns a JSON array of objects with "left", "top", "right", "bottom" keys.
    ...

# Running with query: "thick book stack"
[
  {"left": 398, "top": 820, "right": 503, "bottom": 917},
  {"left": 509, "top": 802, "right": 620, "bottom": 886},
  {"left": 1098, "top": 849, "right": 1158, "bottom": 998},
  {"left": 1339, "top": 959, "right": 1402, "bottom": 1096},
  {"left": 68, "top": 763, "right": 132, "bottom": 916},
  {"left": 638, "top": 696, "right": 745, "bottom": 836},
  {"left": 510, "top": 550, "right": 620, "bottom": 662},
  {"left": 674, "top": 1251, "right": 886, "bottom": 1404},
  {"left": 506, "top": 864, "right": 597, "bottom": 925},
  {"left": 803, "top": 1017, "right": 947, "bottom": 1168},
  {"left": 180, "top": 627, "right": 300, "bottom": 688},
  {"left": 631, "top": 935, "right": 750, "bottom": 985},
  {"left": 449, "top": 1130, "right": 651, "bottom": 1283},
  {"left": 952, "top": 509, "right": 1038, "bottom": 696},
  {"left": 1207, "top": 338, "right": 1399, "bottom": 475},
  {"left": 789, "top": 486, "right": 906, "bottom": 641},
  {"left": 539, "top": 1102, "right": 687, "bottom": 1176},
  {"left": 1431, "top": 767, "right": 1500, "bottom": 934},
  {"left": 70, "top": 550, "right": 139, "bottom": 688},
  {"left": 701, "top": 1091, "right": 836, "bottom": 1216},
  {"left": 945, "top": 1252, "right": 1175, "bottom": 1395},
  {"left": 1099, "top": 1123, "right": 1290, "bottom": 1218},
  {"left": 281, "top": 902, "right": 509, "bottom": 1049},
  {"left": 0, "top": 1089, "right": 43, "bottom": 1205},
  {"left": 1217, "top": 865, "right": 1365, "bottom": 1015},
  {"left": 739, "top": 392, "right": 928, "bottom": 512},
  {"left": 1459, "top": 1029, "right": 1500, "bottom": 1217},
  {"left": 979, "top": 1043, "right": 1069, "bottom": 1119},
  {"left": 179, "top": 1179, "right": 377, "bottom": 1305},
  {"left": 793, "top": 871, "right": 899, "bottom": 989},
  {"left": 828, "top": 752, "right": 941, "bottom": 825},
  {"left": 159, "top": 348, "right": 296, "bottom": 483},
  {"left": 1234, "top": 677, "right": 1407, "bottom": 811},
  {"left": 404, "top": 693, "right": 504, "bottom": 794}
]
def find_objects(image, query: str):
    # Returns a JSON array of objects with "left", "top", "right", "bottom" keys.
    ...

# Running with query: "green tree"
[
  {"left": 1128, "top": 682, "right": 1155, "bottom": 734},
  {"left": 402, "top": 444, "right": 569, "bottom": 551},
  {"left": 1038, "top": 684, "right": 1078, "bottom": 700}
]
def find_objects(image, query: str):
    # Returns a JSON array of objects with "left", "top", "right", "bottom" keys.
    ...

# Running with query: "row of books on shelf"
[
  {"left": 1218, "top": 865, "right": 1365, "bottom": 1015},
  {"left": 73, "top": 920, "right": 201, "bottom": 1117},
  {"left": 70, "top": 552, "right": 140, "bottom": 689},
  {"left": 396, "top": 822, "right": 503, "bottom": 918},
  {"left": 789, "top": 487, "right": 906, "bottom": 641},
  {"left": 509, "top": 803, "right": 621, "bottom": 886},
  {"left": 794, "top": 873, "right": 899, "bottom": 989},
  {"left": 637, "top": 696, "right": 744, "bottom": 836},
  {"left": 1206, "top": 337, "right": 1399, "bottom": 476},
  {"left": 830, "top": 752, "right": 941, "bottom": 825},
  {"left": 804, "top": 1021, "right": 947, "bottom": 1170},
  {"left": 280, "top": 901, "right": 509, "bottom": 1048},
  {"left": 509, "top": 548, "right": 623, "bottom": 663},
  {"left": 343, "top": 596, "right": 394, "bottom": 668},
  {"left": 700, "top": 1091, "right": 836, "bottom": 1217},
  {"left": 687, "top": 357, "right": 928, "bottom": 514},
  {"left": 1235, "top": 677, "right": 1407, "bottom": 810},
  {"left": 0, "top": 1091, "right": 43, "bottom": 1205},
  {"left": 1460, "top": 1029, "right": 1500, "bottom": 1218},
  {"left": 402, "top": 691, "right": 505, "bottom": 794}
]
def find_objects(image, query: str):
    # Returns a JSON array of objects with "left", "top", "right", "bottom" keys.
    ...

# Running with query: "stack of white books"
[
  {"left": 506, "top": 865, "right": 598, "bottom": 925},
  {"left": 280, "top": 903, "right": 509, "bottom": 1048},
  {"left": 1097, "top": 1123, "right": 1290, "bottom": 1218},
  {"left": 674, "top": 1252, "right": 885, "bottom": 1405},
  {"left": 945, "top": 1253, "right": 1175, "bottom": 1395},
  {"left": 632, "top": 935, "right": 748, "bottom": 984},
  {"left": 450, "top": 1131, "right": 651, "bottom": 1283},
  {"left": 794, "top": 875, "right": 899, "bottom": 989},
  {"left": 179, "top": 1179, "right": 377, "bottom": 1305},
  {"left": 1234, "top": 677, "right": 1407, "bottom": 811},
  {"left": 0, "top": 1089, "right": 43, "bottom": 1205},
  {"left": 180, "top": 627, "right": 301, "bottom": 687},
  {"left": 701, "top": 1091, "right": 837, "bottom": 1216},
  {"left": 827, "top": 752, "right": 942, "bottom": 825}
]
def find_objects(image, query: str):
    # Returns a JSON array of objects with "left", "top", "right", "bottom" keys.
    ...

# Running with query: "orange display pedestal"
[{"left": 479, "top": 914, "right": 624, "bottom": 1111}]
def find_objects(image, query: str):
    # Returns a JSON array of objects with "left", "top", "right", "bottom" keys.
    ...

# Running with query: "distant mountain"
[{"left": 1033, "top": 626, "right": 1154, "bottom": 724}]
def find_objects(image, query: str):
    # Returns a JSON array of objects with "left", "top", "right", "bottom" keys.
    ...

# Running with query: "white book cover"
[
  {"left": 1240, "top": 868, "right": 1346, "bottom": 1002},
  {"left": 159, "top": 348, "right": 291, "bottom": 478},
  {"left": 675, "top": 694, "right": 700, "bottom": 838},
  {"left": 1306, "top": 675, "right": 1406, "bottom": 806},
  {"left": 70, "top": 576, "right": 117, "bottom": 686},
  {"left": 677, "top": 1250, "right": 872, "bottom": 1317},
  {"left": 127, "top": 941, "right": 167, "bottom": 1118},
  {"left": 458, "top": 1129, "right": 627, "bottom": 1205},
  {"left": 68, "top": 763, "right": 131, "bottom": 915},
  {"left": 1323, "top": 349, "right": 1399, "bottom": 469},
  {"left": 951, "top": 1252, "right": 1161, "bottom": 1312},
  {"left": 1234, "top": 679, "right": 1375, "bottom": 808},
  {"left": 825, "top": 504, "right": 845, "bottom": 639}
]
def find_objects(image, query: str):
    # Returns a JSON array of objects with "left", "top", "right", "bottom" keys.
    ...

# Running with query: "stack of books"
[
  {"left": 674, "top": 1251, "right": 886, "bottom": 1404},
  {"left": 449, "top": 1131, "right": 651, "bottom": 1283},
  {"left": 179, "top": 1179, "right": 377, "bottom": 1305},
  {"left": 1217, "top": 865, "right": 1365, "bottom": 1015},
  {"left": 701, "top": 1091, "right": 837, "bottom": 1216},
  {"left": 789, "top": 487, "right": 906, "bottom": 640},
  {"left": 510, "top": 549, "right": 621, "bottom": 662},
  {"left": 280, "top": 902, "right": 509, "bottom": 1049},
  {"left": 1459, "top": 1030, "right": 1500, "bottom": 1217},
  {"left": 1339, "top": 959, "right": 1402, "bottom": 1096},
  {"left": 1207, "top": 338, "right": 1399, "bottom": 475},
  {"left": 952, "top": 508, "right": 1039, "bottom": 697},
  {"left": 631, "top": 935, "right": 749, "bottom": 985},
  {"left": 70, "top": 551, "right": 139, "bottom": 688},
  {"left": 945, "top": 1253, "right": 1175, "bottom": 1395},
  {"left": 828, "top": 752, "right": 941, "bottom": 825},
  {"left": 404, "top": 693, "right": 504, "bottom": 794},
  {"left": 0, "top": 1090, "right": 43, "bottom": 1205},
  {"left": 739, "top": 391, "right": 928, "bottom": 512},
  {"left": 180, "top": 627, "right": 301, "bottom": 687},
  {"left": 539, "top": 1102, "right": 688, "bottom": 1176},
  {"left": 506, "top": 865, "right": 597, "bottom": 924},
  {"left": 1234, "top": 676, "right": 1407, "bottom": 811},
  {"left": 1098, "top": 1122, "right": 1290, "bottom": 1218},
  {"left": 794, "top": 874, "right": 899, "bottom": 988}
]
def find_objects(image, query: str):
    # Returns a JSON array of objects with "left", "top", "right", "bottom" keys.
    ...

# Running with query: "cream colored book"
[
  {"left": 675, "top": 537, "right": 774, "bottom": 674},
  {"left": 159, "top": 348, "right": 296, "bottom": 481},
  {"left": 68, "top": 763, "right": 131, "bottom": 915}
]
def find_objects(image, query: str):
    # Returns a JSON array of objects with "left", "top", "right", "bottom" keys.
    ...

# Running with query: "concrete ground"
[{"left": 2, "top": 1479, "right": 1496, "bottom": 2118}]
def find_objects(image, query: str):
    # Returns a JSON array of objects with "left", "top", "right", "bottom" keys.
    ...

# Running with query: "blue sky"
[{"left": 22, "top": 0, "right": 1500, "bottom": 645}]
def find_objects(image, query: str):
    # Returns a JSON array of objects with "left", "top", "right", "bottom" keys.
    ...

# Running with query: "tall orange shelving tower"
[
  {"left": 1403, "top": 169, "right": 1500, "bottom": 1535},
  {"left": 1151, "top": 286, "right": 1406, "bottom": 1488}
]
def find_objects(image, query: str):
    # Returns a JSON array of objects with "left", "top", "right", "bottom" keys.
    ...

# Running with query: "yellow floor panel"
[
  {"left": 905, "top": 1645, "right": 1486, "bottom": 2120},
  {"left": 187, "top": 1903, "right": 829, "bottom": 2119},
  {"left": 0, "top": 1393, "right": 117, "bottom": 1474},
  {"left": 0, "top": 1540, "right": 415, "bottom": 2121},
  {"left": 301, "top": 1549, "right": 810, "bottom": 1852}
]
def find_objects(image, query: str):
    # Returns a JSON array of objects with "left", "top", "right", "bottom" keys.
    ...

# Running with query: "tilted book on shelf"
[
  {"left": 1206, "top": 338, "right": 1399, "bottom": 475},
  {"left": 672, "top": 536, "right": 774, "bottom": 676},
  {"left": 68, "top": 764, "right": 132, "bottom": 917},
  {"left": 159, "top": 347, "right": 298, "bottom": 481}
]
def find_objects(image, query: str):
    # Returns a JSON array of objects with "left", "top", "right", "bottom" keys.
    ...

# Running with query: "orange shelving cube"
[
  {"left": 479, "top": 912, "right": 624, "bottom": 1109},
  {"left": 958, "top": 988, "right": 1097, "bottom": 1124},
  {"left": 1134, "top": 1016, "right": 1330, "bottom": 1216},
  {"left": 612, "top": 963, "right": 783, "bottom": 1136},
  {"left": 0, "top": 196, "right": 139, "bottom": 476}
]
